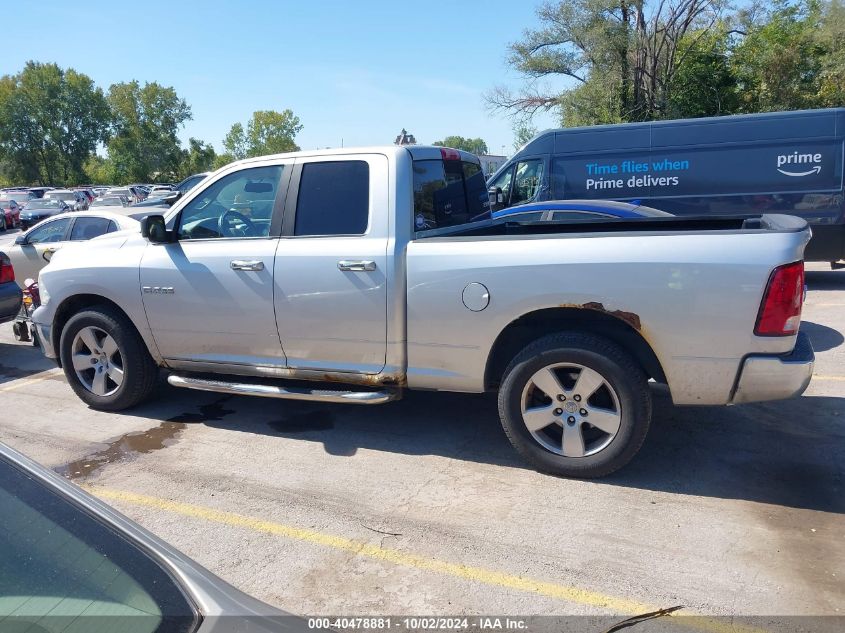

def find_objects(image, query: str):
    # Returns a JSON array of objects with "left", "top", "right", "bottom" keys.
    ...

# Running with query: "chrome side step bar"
[{"left": 167, "top": 374, "right": 399, "bottom": 405}]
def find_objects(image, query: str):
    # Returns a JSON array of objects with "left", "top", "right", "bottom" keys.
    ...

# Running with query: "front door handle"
[
  {"left": 338, "top": 260, "right": 376, "bottom": 272},
  {"left": 230, "top": 259, "right": 265, "bottom": 271}
]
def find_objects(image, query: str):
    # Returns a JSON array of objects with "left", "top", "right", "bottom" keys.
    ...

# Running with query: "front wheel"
[
  {"left": 59, "top": 306, "right": 158, "bottom": 411},
  {"left": 498, "top": 333, "right": 651, "bottom": 478}
]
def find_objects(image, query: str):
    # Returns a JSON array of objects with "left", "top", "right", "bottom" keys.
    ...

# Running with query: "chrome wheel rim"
[
  {"left": 71, "top": 326, "right": 124, "bottom": 397},
  {"left": 520, "top": 362, "right": 622, "bottom": 457}
]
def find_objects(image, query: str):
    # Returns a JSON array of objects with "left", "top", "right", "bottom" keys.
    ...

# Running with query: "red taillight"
[
  {"left": 440, "top": 148, "right": 461, "bottom": 161},
  {"left": 755, "top": 261, "right": 804, "bottom": 336},
  {"left": 0, "top": 255, "right": 14, "bottom": 284}
]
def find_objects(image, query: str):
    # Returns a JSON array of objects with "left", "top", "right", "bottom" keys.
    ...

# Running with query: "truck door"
[
  {"left": 139, "top": 162, "right": 290, "bottom": 370},
  {"left": 273, "top": 154, "right": 388, "bottom": 374}
]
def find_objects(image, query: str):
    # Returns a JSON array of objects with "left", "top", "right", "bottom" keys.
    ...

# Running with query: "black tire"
[
  {"left": 59, "top": 306, "right": 158, "bottom": 411},
  {"left": 0, "top": 216, "right": 6, "bottom": 232},
  {"left": 498, "top": 332, "right": 651, "bottom": 478}
]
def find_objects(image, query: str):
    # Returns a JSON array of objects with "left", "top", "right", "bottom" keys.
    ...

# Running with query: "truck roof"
[{"left": 229, "top": 145, "right": 481, "bottom": 169}]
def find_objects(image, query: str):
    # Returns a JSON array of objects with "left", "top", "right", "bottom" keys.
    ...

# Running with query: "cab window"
[
  {"left": 412, "top": 159, "right": 489, "bottom": 231},
  {"left": 177, "top": 165, "right": 283, "bottom": 240}
]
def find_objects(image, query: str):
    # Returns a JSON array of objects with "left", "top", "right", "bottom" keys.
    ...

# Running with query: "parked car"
[
  {"left": 106, "top": 187, "right": 138, "bottom": 204},
  {"left": 1, "top": 189, "right": 36, "bottom": 205},
  {"left": 19, "top": 198, "right": 71, "bottom": 230},
  {"left": 492, "top": 200, "right": 673, "bottom": 223},
  {"left": 44, "top": 188, "right": 88, "bottom": 211},
  {"left": 131, "top": 172, "right": 211, "bottom": 210},
  {"left": 0, "top": 252, "right": 22, "bottom": 324},
  {"left": 7, "top": 211, "right": 139, "bottom": 286},
  {"left": 27, "top": 186, "right": 54, "bottom": 198},
  {"left": 32, "top": 145, "right": 815, "bottom": 478},
  {"left": 0, "top": 441, "right": 307, "bottom": 633},
  {"left": 90, "top": 195, "right": 129, "bottom": 209},
  {"left": 74, "top": 188, "right": 96, "bottom": 203},
  {"left": 128, "top": 185, "right": 148, "bottom": 201},
  {"left": 0, "top": 199, "right": 22, "bottom": 230}
]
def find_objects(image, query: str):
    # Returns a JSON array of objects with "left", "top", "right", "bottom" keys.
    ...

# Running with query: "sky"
[{"left": 4, "top": 0, "right": 560, "bottom": 157}]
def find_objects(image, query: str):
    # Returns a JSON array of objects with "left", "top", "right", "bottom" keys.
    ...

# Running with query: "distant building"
[
  {"left": 478, "top": 154, "right": 507, "bottom": 176},
  {"left": 394, "top": 128, "right": 417, "bottom": 145}
]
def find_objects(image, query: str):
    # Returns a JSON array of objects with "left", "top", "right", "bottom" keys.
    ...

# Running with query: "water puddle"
[
  {"left": 267, "top": 410, "right": 335, "bottom": 433},
  {"left": 55, "top": 420, "right": 186, "bottom": 480}
]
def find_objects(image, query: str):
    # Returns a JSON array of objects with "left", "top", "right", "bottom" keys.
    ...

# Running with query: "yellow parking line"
[
  {"left": 86, "top": 486, "right": 765, "bottom": 633},
  {"left": 0, "top": 369, "right": 63, "bottom": 393}
]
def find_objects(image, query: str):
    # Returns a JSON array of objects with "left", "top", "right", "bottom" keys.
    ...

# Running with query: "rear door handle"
[
  {"left": 338, "top": 260, "right": 376, "bottom": 272},
  {"left": 230, "top": 259, "right": 265, "bottom": 271}
]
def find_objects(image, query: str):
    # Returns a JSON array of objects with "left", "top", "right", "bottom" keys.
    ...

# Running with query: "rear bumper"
[
  {"left": 731, "top": 332, "right": 814, "bottom": 404},
  {"left": 0, "top": 282, "right": 21, "bottom": 324}
]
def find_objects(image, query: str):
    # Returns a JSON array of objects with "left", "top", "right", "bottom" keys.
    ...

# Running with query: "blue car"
[{"left": 492, "top": 200, "right": 673, "bottom": 223}]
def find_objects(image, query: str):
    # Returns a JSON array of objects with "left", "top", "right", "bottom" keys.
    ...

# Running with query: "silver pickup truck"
[{"left": 33, "top": 146, "right": 815, "bottom": 477}]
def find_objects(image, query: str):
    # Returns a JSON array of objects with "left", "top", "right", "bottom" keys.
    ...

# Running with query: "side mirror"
[
  {"left": 164, "top": 191, "right": 181, "bottom": 206},
  {"left": 488, "top": 186, "right": 504, "bottom": 209},
  {"left": 140, "top": 215, "right": 172, "bottom": 243},
  {"left": 14, "top": 235, "right": 26, "bottom": 245}
]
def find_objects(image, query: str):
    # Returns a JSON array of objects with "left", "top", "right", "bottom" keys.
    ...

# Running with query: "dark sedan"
[
  {"left": 0, "top": 252, "right": 22, "bottom": 324},
  {"left": 19, "top": 198, "right": 70, "bottom": 230}
]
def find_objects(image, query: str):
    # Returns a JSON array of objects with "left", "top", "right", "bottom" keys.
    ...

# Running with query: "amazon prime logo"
[{"left": 777, "top": 151, "right": 823, "bottom": 177}]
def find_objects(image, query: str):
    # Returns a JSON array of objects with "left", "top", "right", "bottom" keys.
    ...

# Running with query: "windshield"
[
  {"left": 23, "top": 200, "right": 62, "bottom": 210},
  {"left": 91, "top": 197, "right": 125, "bottom": 207},
  {"left": 0, "top": 192, "right": 28, "bottom": 202},
  {"left": 46, "top": 191, "right": 76, "bottom": 201}
]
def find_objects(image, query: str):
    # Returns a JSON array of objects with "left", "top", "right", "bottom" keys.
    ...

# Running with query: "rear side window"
[
  {"left": 70, "top": 216, "right": 113, "bottom": 241},
  {"left": 295, "top": 161, "right": 369, "bottom": 236},
  {"left": 413, "top": 159, "right": 490, "bottom": 231}
]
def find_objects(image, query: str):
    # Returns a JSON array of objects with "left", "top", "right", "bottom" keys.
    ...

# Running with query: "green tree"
[
  {"left": 732, "top": 0, "right": 826, "bottom": 112},
  {"left": 817, "top": 0, "right": 845, "bottom": 105},
  {"left": 665, "top": 26, "right": 741, "bottom": 118},
  {"left": 178, "top": 138, "right": 217, "bottom": 178},
  {"left": 223, "top": 110, "right": 302, "bottom": 160},
  {"left": 83, "top": 155, "right": 115, "bottom": 184},
  {"left": 106, "top": 80, "right": 191, "bottom": 182},
  {"left": 513, "top": 123, "right": 537, "bottom": 151},
  {"left": 432, "top": 135, "right": 489, "bottom": 155},
  {"left": 0, "top": 62, "right": 109, "bottom": 185},
  {"left": 222, "top": 122, "right": 248, "bottom": 160},
  {"left": 486, "top": 0, "right": 729, "bottom": 126}
]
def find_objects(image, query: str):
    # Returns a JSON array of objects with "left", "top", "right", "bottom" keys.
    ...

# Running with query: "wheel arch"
[
  {"left": 485, "top": 307, "right": 667, "bottom": 391},
  {"left": 51, "top": 294, "right": 157, "bottom": 368}
]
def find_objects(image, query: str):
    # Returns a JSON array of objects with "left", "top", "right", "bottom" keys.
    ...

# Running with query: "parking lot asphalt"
[{"left": 0, "top": 261, "right": 842, "bottom": 622}]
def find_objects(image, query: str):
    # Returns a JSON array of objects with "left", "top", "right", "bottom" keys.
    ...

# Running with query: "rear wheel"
[
  {"left": 498, "top": 333, "right": 651, "bottom": 478},
  {"left": 59, "top": 306, "right": 158, "bottom": 410}
]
